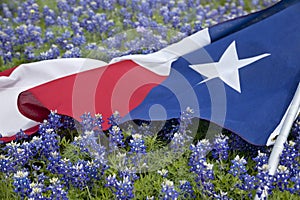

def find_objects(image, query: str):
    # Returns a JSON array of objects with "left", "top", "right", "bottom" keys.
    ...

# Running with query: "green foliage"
[{"left": 0, "top": 173, "right": 18, "bottom": 200}]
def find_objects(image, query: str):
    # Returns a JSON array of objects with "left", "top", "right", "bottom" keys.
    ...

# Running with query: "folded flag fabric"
[{"left": 1, "top": 0, "right": 300, "bottom": 145}]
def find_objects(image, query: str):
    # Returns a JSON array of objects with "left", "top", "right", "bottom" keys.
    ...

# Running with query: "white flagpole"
[{"left": 254, "top": 82, "right": 300, "bottom": 200}]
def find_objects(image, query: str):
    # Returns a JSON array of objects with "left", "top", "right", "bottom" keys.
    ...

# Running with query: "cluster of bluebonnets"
[
  {"left": 0, "top": 0, "right": 279, "bottom": 67},
  {"left": 1, "top": 0, "right": 300, "bottom": 199},
  {"left": 0, "top": 109, "right": 299, "bottom": 199}
]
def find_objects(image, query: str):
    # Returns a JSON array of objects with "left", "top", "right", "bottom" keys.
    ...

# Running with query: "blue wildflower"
[
  {"left": 255, "top": 164, "right": 275, "bottom": 199},
  {"left": 229, "top": 155, "right": 247, "bottom": 177},
  {"left": 212, "top": 134, "right": 229, "bottom": 161},
  {"left": 179, "top": 180, "right": 195, "bottom": 199},
  {"left": 129, "top": 133, "right": 146, "bottom": 154},
  {"left": 13, "top": 170, "right": 32, "bottom": 198},
  {"left": 280, "top": 141, "right": 299, "bottom": 176},
  {"left": 28, "top": 182, "right": 46, "bottom": 199},
  {"left": 275, "top": 165, "right": 290, "bottom": 191},
  {"left": 106, "top": 173, "right": 135, "bottom": 200},
  {"left": 48, "top": 177, "right": 68, "bottom": 200},
  {"left": 62, "top": 47, "right": 81, "bottom": 58},
  {"left": 253, "top": 150, "right": 269, "bottom": 170},
  {"left": 109, "top": 125, "right": 125, "bottom": 149},
  {"left": 160, "top": 179, "right": 179, "bottom": 200}
]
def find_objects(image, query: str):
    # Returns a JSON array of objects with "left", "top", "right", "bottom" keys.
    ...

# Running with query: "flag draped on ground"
[{"left": 0, "top": 0, "right": 299, "bottom": 145}]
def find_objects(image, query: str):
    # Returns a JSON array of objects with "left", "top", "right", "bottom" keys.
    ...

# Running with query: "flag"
[
  {"left": 1, "top": 0, "right": 300, "bottom": 145},
  {"left": 0, "top": 59, "right": 107, "bottom": 141}
]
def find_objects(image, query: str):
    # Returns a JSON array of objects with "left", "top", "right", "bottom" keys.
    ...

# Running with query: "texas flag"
[{"left": 0, "top": 0, "right": 299, "bottom": 145}]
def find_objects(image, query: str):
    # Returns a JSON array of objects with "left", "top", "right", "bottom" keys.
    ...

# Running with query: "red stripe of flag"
[{"left": 18, "top": 60, "right": 167, "bottom": 130}]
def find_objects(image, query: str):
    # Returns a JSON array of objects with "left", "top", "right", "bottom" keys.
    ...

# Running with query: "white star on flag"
[{"left": 189, "top": 41, "right": 270, "bottom": 93}]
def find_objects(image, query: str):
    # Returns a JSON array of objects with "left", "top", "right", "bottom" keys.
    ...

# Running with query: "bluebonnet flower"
[
  {"left": 56, "top": 30, "right": 71, "bottom": 47},
  {"left": 79, "top": 112, "right": 95, "bottom": 132},
  {"left": 178, "top": 107, "right": 194, "bottom": 134},
  {"left": 118, "top": 0, "right": 127, "bottom": 7},
  {"left": 3, "top": 51, "right": 12, "bottom": 64},
  {"left": 37, "top": 112, "right": 62, "bottom": 157},
  {"left": 28, "top": 182, "right": 45, "bottom": 199},
  {"left": 180, "top": 23, "right": 192, "bottom": 35},
  {"left": 4, "top": 141, "right": 31, "bottom": 169},
  {"left": 177, "top": 0, "right": 187, "bottom": 12},
  {"left": 160, "top": 6, "right": 171, "bottom": 23},
  {"left": 15, "top": 129, "right": 29, "bottom": 141},
  {"left": 44, "top": 15, "right": 56, "bottom": 27},
  {"left": 238, "top": 173, "right": 256, "bottom": 197},
  {"left": 108, "top": 111, "right": 122, "bottom": 126},
  {"left": 72, "top": 6, "right": 83, "bottom": 17},
  {"left": 212, "top": 134, "right": 230, "bottom": 161},
  {"left": 24, "top": 46, "right": 36, "bottom": 60},
  {"left": 39, "top": 128, "right": 60, "bottom": 158},
  {"left": 57, "top": 0, "right": 73, "bottom": 12},
  {"left": 48, "top": 177, "right": 68, "bottom": 200},
  {"left": 81, "top": 18, "right": 96, "bottom": 32},
  {"left": 101, "top": 0, "right": 116, "bottom": 11},
  {"left": 62, "top": 47, "right": 81, "bottom": 58},
  {"left": 169, "top": 108, "right": 194, "bottom": 152},
  {"left": 171, "top": 16, "right": 181, "bottom": 29},
  {"left": 253, "top": 150, "right": 269, "bottom": 170},
  {"left": 50, "top": 44, "right": 60, "bottom": 58},
  {"left": 109, "top": 125, "right": 125, "bottom": 150},
  {"left": 169, "top": 132, "right": 188, "bottom": 152},
  {"left": 28, "top": 136, "right": 43, "bottom": 157},
  {"left": 280, "top": 141, "right": 299, "bottom": 176},
  {"left": 13, "top": 170, "right": 32, "bottom": 198},
  {"left": 160, "top": 179, "right": 179, "bottom": 200},
  {"left": 255, "top": 164, "right": 275, "bottom": 199},
  {"left": 2, "top": 4, "right": 13, "bottom": 19},
  {"left": 94, "top": 113, "right": 105, "bottom": 130},
  {"left": 290, "top": 172, "right": 300, "bottom": 195},
  {"left": 193, "top": 20, "right": 202, "bottom": 32},
  {"left": 43, "top": 6, "right": 56, "bottom": 26},
  {"left": 129, "top": 133, "right": 146, "bottom": 154},
  {"left": 229, "top": 155, "right": 247, "bottom": 177},
  {"left": 44, "top": 29, "right": 55, "bottom": 42},
  {"left": 71, "top": 21, "right": 84, "bottom": 34},
  {"left": 57, "top": 14, "right": 70, "bottom": 27},
  {"left": 0, "top": 154, "right": 14, "bottom": 173},
  {"left": 68, "top": 160, "right": 90, "bottom": 189},
  {"left": 46, "top": 151, "right": 62, "bottom": 173},
  {"left": 119, "top": 166, "right": 140, "bottom": 182},
  {"left": 26, "top": 25, "right": 43, "bottom": 45},
  {"left": 189, "top": 139, "right": 212, "bottom": 158},
  {"left": 14, "top": 25, "right": 26, "bottom": 44},
  {"left": 137, "top": 14, "right": 150, "bottom": 27},
  {"left": 189, "top": 139, "right": 215, "bottom": 196},
  {"left": 72, "top": 33, "right": 86, "bottom": 46},
  {"left": 179, "top": 180, "right": 195, "bottom": 199},
  {"left": 275, "top": 165, "right": 290, "bottom": 191},
  {"left": 36, "top": 173, "right": 47, "bottom": 185},
  {"left": 106, "top": 173, "right": 135, "bottom": 200},
  {"left": 45, "top": 110, "right": 63, "bottom": 130},
  {"left": 15, "top": 1, "right": 40, "bottom": 23},
  {"left": 72, "top": 135, "right": 89, "bottom": 154},
  {"left": 39, "top": 47, "right": 59, "bottom": 60}
]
